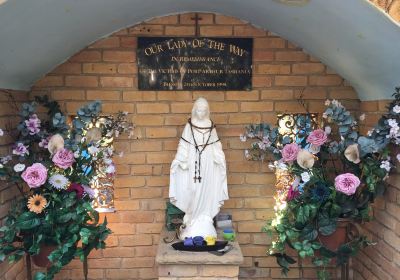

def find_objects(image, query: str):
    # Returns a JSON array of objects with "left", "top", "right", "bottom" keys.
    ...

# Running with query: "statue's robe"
[{"left": 169, "top": 121, "right": 228, "bottom": 239}]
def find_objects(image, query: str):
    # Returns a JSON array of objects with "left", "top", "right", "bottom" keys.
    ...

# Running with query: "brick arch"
[{"left": 29, "top": 13, "right": 361, "bottom": 280}]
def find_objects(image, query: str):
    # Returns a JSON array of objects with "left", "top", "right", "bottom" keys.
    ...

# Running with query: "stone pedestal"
[{"left": 156, "top": 229, "right": 244, "bottom": 280}]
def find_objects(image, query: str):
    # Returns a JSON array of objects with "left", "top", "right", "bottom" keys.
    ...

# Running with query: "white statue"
[{"left": 169, "top": 97, "right": 228, "bottom": 240}]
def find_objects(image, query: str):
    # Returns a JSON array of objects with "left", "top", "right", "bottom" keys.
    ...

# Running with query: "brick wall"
[
  {"left": 0, "top": 89, "right": 29, "bottom": 280},
  {"left": 369, "top": 0, "right": 400, "bottom": 22},
  {"left": 19, "top": 13, "right": 362, "bottom": 279},
  {"left": 353, "top": 100, "right": 400, "bottom": 280}
]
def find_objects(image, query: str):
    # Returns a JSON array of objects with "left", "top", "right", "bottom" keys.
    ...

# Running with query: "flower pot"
[
  {"left": 318, "top": 219, "right": 352, "bottom": 252},
  {"left": 31, "top": 244, "right": 57, "bottom": 268}
]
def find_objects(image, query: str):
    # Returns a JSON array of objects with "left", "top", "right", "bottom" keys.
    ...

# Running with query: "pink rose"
[
  {"left": 334, "top": 173, "right": 360, "bottom": 195},
  {"left": 307, "top": 129, "right": 328, "bottom": 146},
  {"left": 281, "top": 143, "right": 300, "bottom": 162},
  {"left": 52, "top": 148, "right": 75, "bottom": 169},
  {"left": 21, "top": 163, "right": 48, "bottom": 188}
]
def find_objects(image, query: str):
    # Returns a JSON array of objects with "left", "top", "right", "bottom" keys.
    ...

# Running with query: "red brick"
[
  {"left": 309, "top": 75, "right": 343, "bottom": 86},
  {"left": 83, "top": 63, "right": 116, "bottom": 74},
  {"left": 89, "top": 37, "right": 120, "bottom": 48},
  {"left": 69, "top": 50, "right": 101, "bottom": 62},
  {"left": 292, "top": 63, "right": 325, "bottom": 74},
  {"left": 120, "top": 37, "right": 137, "bottom": 48},
  {"left": 103, "top": 51, "right": 135, "bottom": 62},
  {"left": 276, "top": 51, "right": 308, "bottom": 61},
  {"left": 180, "top": 13, "right": 214, "bottom": 24},
  {"left": 100, "top": 77, "right": 134, "bottom": 88},
  {"left": 35, "top": 76, "right": 64, "bottom": 87},
  {"left": 275, "top": 75, "right": 307, "bottom": 86},
  {"left": 129, "top": 24, "right": 164, "bottom": 35},
  {"left": 215, "top": 15, "right": 246, "bottom": 25},
  {"left": 65, "top": 76, "right": 98, "bottom": 87},
  {"left": 200, "top": 26, "right": 232, "bottom": 36},
  {"left": 234, "top": 25, "right": 266, "bottom": 36},
  {"left": 254, "top": 38, "right": 286, "bottom": 49},
  {"left": 257, "top": 64, "right": 290, "bottom": 74},
  {"left": 165, "top": 26, "right": 195, "bottom": 36}
]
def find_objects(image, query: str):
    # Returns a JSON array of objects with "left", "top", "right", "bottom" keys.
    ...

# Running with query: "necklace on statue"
[{"left": 189, "top": 118, "right": 214, "bottom": 183}]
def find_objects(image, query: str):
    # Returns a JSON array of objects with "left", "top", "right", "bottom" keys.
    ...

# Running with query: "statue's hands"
[
  {"left": 179, "top": 162, "right": 188, "bottom": 170},
  {"left": 171, "top": 161, "right": 188, "bottom": 173}
]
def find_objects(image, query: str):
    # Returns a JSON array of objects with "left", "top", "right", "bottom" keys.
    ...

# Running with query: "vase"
[
  {"left": 31, "top": 244, "right": 57, "bottom": 268},
  {"left": 318, "top": 218, "right": 355, "bottom": 252}
]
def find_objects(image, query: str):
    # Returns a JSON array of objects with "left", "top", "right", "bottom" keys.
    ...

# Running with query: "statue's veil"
[{"left": 191, "top": 97, "right": 210, "bottom": 120}]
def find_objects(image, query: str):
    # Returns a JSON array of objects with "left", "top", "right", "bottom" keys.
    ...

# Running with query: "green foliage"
[
  {"left": 244, "top": 88, "right": 400, "bottom": 279},
  {"left": 0, "top": 97, "right": 126, "bottom": 279}
]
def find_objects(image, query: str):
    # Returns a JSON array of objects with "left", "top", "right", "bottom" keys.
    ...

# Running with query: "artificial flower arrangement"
[
  {"left": 0, "top": 96, "right": 133, "bottom": 280},
  {"left": 241, "top": 88, "right": 400, "bottom": 279}
]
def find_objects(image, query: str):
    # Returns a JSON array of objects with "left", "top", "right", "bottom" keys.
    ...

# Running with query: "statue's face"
[{"left": 195, "top": 105, "right": 208, "bottom": 120}]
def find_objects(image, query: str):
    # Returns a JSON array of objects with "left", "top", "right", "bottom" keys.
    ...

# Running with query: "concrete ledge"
[{"left": 156, "top": 229, "right": 244, "bottom": 279}]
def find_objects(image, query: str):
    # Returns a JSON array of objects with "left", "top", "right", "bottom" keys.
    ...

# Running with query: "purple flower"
[
  {"left": 82, "top": 185, "right": 95, "bottom": 198},
  {"left": 287, "top": 186, "right": 300, "bottom": 201},
  {"left": 67, "top": 183, "right": 84, "bottom": 199},
  {"left": 281, "top": 143, "right": 300, "bottom": 162},
  {"left": 334, "top": 173, "right": 361, "bottom": 196},
  {"left": 21, "top": 163, "right": 48, "bottom": 188},
  {"left": 13, "top": 143, "right": 29, "bottom": 156},
  {"left": 306, "top": 129, "right": 328, "bottom": 146},
  {"left": 24, "top": 114, "right": 41, "bottom": 135},
  {"left": 39, "top": 136, "right": 50, "bottom": 149},
  {"left": 52, "top": 148, "right": 75, "bottom": 169}
]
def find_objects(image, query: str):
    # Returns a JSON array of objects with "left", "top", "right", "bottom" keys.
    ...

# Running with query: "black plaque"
[{"left": 137, "top": 37, "right": 252, "bottom": 90}]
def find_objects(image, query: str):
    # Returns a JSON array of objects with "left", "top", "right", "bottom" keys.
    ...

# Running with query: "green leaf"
[
  {"left": 300, "top": 224, "right": 318, "bottom": 241},
  {"left": 299, "top": 250, "right": 306, "bottom": 258},
  {"left": 319, "top": 246, "right": 337, "bottom": 258},
  {"left": 15, "top": 212, "right": 41, "bottom": 230}
]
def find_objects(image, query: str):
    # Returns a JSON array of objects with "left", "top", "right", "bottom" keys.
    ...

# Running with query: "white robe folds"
[{"left": 169, "top": 122, "right": 228, "bottom": 239}]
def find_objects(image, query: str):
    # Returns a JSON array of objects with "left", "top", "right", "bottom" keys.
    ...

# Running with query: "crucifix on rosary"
[{"left": 191, "top": 13, "right": 202, "bottom": 37}]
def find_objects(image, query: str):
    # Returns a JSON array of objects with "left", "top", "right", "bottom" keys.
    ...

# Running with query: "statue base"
[{"left": 156, "top": 228, "right": 243, "bottom": 280}]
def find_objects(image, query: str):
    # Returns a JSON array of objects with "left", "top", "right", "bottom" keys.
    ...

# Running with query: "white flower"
[
  {"left": 322, "top": 113, "right": 328, "bottom": 119},
  {"left": 48, "top": 134, "right": 64, "bottom": 155},
  {"left": 0, "top": 128, "right": 3, "bottom": 136},
  {"left": 344, "top": 144, "right": 360, "bottom": 164},
  {"left": 397, "top": 154, "right": 400, "bottom": 162},
  {"left": 74, "top": 151, "right": 80, "bottom": 158},
  {"left": 88, "top": 146, "right": 99, "bottom": 155},
  {"left": 324, "top": 126, "right": 332, "bottom": 135},
  {"left": 324, "top": 100, "right": 331, "bottom": 106},
  {"left": 0, "top": 164, "right": 3, "bottom": 168},
  {"left": 367, "top": 130, "right": 374, "bottom": 136},
  {"left": 13, "top": 163, "right": 25, "bottom": 172},
  {"left": 380, "top": 160, "right": 391, "bottom": 172},
  {"left": 48, "top": 174, "right": 70, "bottom": 190},
  {"left": 297, "top": 149, "right": 315, "bottom": 169},
  {"left": 301, "top": 172, "right": 311, "bottom": 183},
  {"left": 106, "top": 164, "right": 115, "bottom": 174},
  {"left": 308, "top": 144, "right": 320, "bottom": 154},
  {"left": 393, "top": 105, "right": 400, "bottom": 114},
  {"left": 359, "top": 114, "right": 365, "bottom": 121},
  {"left": 292, "top": 176, "right": 300, "bottom": 188},
  {"left": 239, "top": 134, "right": 247, "bottom": 142},
  {"left": 104, "top": 158, "right": 113, "bottom": 165},
  {"left": 244, "top": 150, "right": 250, "bottom": 159}
]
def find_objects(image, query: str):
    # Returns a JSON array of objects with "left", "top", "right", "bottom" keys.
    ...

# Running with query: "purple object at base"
[
  {"left": 184, "top": 237, "right": 194, "bottom": 246},
  {"left": 193, "top": 236, "right": 204, "bottom": 246}
]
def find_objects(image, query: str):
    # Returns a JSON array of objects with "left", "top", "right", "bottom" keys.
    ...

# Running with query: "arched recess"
[{"left": 0, "top": 0, "right": 399, "bottom": 100}]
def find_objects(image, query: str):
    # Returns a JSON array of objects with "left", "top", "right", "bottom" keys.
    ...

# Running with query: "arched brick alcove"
[{"left": 1, "top": 11, "right": 398, "bottom": 280}]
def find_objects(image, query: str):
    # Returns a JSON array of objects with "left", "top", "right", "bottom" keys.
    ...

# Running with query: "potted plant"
[
  {"left": 241, "top": 88, "right": 400, "bottom": 279},
  {"left": 0, "top": 96, "right": 133, "bottom": 280}
]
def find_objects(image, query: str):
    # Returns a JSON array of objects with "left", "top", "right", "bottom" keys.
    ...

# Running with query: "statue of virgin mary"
[{"left": 169, "top": 97, "right": 228, "bottom": 239}]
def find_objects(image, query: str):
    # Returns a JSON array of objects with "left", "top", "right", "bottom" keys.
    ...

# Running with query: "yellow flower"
[{"left": 27, "top": 194, "right": 47, "bottom": 214}]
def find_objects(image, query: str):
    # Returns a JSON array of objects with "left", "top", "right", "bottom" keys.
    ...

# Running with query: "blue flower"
[{"left": 310, "top": 183, "right": 330, "bottom": 202}]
